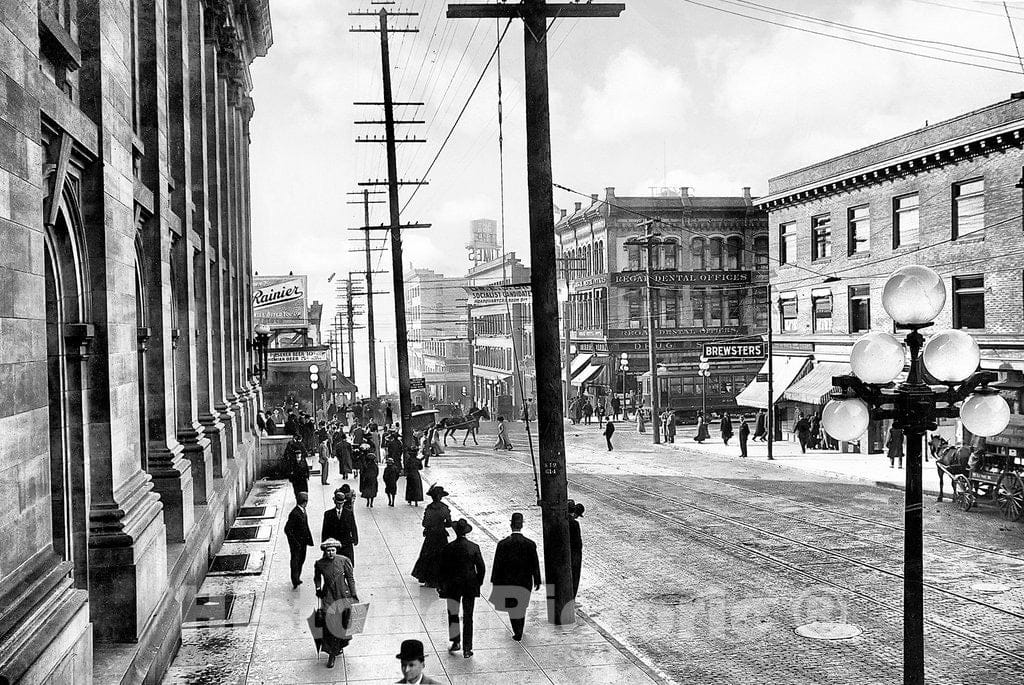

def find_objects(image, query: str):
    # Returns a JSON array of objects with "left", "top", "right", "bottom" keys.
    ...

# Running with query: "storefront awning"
[
  {"left": 570, "top": 353, "right": 595, "bottom": 378},
  {"left": 473, "top": 367, "right": 513, "bottom": 381},
  {"left": 782, "top": 362, "right": 850, "bottom": 405},
  {"left": 572, "top": 363, "right": 604, "bottom": 386},
  {"left": 333, "top": 377, "right": 358, "bottom": 393},
  {"left": 735, "top": 355, "right": 812, "bottom": 409}
]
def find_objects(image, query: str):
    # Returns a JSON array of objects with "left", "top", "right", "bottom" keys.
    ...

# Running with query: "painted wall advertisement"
[{"left": 253, "top": 275, "right": 308, "bottom": 329}]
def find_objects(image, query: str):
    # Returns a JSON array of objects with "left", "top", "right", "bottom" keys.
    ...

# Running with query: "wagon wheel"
[
  {"left": 952, "top": 475, "right": 976, "bottom": 513},
  {"left": 996, "top": 473, "right": 1024, "bottom": 522}
]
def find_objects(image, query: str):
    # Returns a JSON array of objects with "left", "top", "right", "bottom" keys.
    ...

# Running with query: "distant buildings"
[
  {"left": 405, "top": 268, "right": 470, "bottom": 406},
  {"left": 554, "top": 187, "right": 768, "bottom": 417},
  {"left": 760, "top": 96, "right": 1024, "bottom": 452}
]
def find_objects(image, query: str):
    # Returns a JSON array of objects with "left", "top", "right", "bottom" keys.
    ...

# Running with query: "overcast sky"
[{"left": 249, "top": 0, "right": 1024, "bottom": 391}]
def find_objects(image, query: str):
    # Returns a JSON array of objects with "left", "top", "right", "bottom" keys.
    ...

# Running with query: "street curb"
[{"left": 445, "top": 497, "right": 670, "bottom": 684}]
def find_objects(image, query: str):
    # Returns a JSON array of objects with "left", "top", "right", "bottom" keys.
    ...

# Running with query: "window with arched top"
[
  {"left": 690, "top": 237, "right": 705, "bottom": 270},
  {"left": 662, "top": 240, "right": 678, "bottom": 270},
  {"left": 709, "top": 238, "right": 724, "bottom": 270},
  {"left": 726, "top": 237, "right": 743, "bottom": 270},
  {"left": 754, "top": 235, "right": 769, "bottom": 271}
]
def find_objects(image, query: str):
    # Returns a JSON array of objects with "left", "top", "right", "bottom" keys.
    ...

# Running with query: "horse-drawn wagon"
[{"left": 936, "top": 439, "right": 1024, "bottom": 523}]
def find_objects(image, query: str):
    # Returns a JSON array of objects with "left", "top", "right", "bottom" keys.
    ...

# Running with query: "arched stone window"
[
  {"left": 754, "top": 234, "right": 769, "bottom": 271},
  {"left": 709, "top": 237, "right": 724, "bottom": 270},
  {"left": 726, "top": 236, "right": 743, "bottom": 270},
  {"left": 690, "top": 237, "right": 706, "bottom": 270}
]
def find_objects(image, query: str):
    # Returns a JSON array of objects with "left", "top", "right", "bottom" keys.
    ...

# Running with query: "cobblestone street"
[{"left": 432, "top": 420, "right": 1024, "bottom": 684}]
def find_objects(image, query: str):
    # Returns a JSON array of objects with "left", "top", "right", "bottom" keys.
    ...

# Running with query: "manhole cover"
[
  {"left": 208, "top": 552, "right": 267, "bottom": 576},
  {"left": 238, "top": 506, "right": 279, "bottom": 519},
  {"left": 225, "top": 525, "right": 272, "bottom": 542},
  {"left": 971, "top": 582, "right": 1012, "bottom": 593},
  {"left": 795, "top": 622, "right": 863, "bottom": 640},
  {"left": 183, "top": 593, "right": 256, "bottom": 628}
]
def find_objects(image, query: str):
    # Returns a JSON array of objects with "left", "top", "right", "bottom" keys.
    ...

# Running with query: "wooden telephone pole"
[
  {"left": 346, "top": 189, "right": 389, "bottom": 401},
  {"left": 447, "top": 0, "right": 625, "bottom": 626},
  {"left": 351, "top": 5, "right": 431, "bottom": 447}
]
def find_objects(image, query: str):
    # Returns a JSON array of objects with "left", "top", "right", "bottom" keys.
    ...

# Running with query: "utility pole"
[
  {"left": 448, "top": 0, "right": 624, "bottom": 626},
  {"left": 346, "top": 189, "right": 388, "bottom": 402},
  {"left": 351, "top": 5, "right": 431, "bottom": 447},
  {"left": 625, "top": 220, "right": 661, "bottom": 444},
  {"left": 466, "top": 302, "right": 475, "bottom": 408}
]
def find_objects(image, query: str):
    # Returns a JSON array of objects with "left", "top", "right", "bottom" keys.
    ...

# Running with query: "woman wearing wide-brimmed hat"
[
  {"left": 411, "top": 485, "right": 452, "bottom": 588},
  {"left": 314, "top": 538, "right": 358, "bottom": 669}
]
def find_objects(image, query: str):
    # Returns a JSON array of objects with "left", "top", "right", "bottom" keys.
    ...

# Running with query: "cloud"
[{"left": 575, "top": 48, "right": 691, "bottom": 141}]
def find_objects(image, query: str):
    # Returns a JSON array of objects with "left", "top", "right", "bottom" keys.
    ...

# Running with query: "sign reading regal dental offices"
[{"left": 253, "top": 275, "right": 308, "bottom": 329}]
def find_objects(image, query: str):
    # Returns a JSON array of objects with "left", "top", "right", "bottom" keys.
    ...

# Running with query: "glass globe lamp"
[
  {"left": 960, "top": 393, "right": 1011, "bottom": 437},
  {"left": 922, "top": 330, "right": 980, "bottom": 383},
  {"left": 850, "top": 332, "right": 905, "bottom": 384},
  {"left": 881, "top": 265, "right": 946, "bottom": 325},
  {"left": 255, "top": 323, "right": 272, "bottom": 336},
  {"left": 820, "top": 398, "right": 871, "bottom": 441}
]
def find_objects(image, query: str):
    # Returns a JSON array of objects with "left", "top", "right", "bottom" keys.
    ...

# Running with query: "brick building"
[
  {"left": 0, "top": 1, "right": 271, "bottom": 682},
  {"left": 405, "top": 267, "right": 470, "bottom": 407},
  {"left": 554, "top": 187, "right": 768, "bottom": 417},
  {"left": 760, "top": 96, "right": 1024, "bottom": 452}
]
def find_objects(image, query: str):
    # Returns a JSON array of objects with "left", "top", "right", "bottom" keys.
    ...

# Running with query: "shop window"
[
  {"left": 726, "top": 291, "right": 741, "bottom": 326},
  {"left": 627, "top": 244, "right": 641, "bottom": 271},
  {"left": 893, "top": 193, "right": 919, "bottom": 248},
  {"left": 848, "top": 205, "right": 870, "bottom": 254},
  {"left": 709, "top": 291, "right": 723, "bottom": 327},
  {"left": 953, "top": 179, "right": 984, "bottom": 238},
  {"left": 953, "top": 275, "right": 985, "bottom": 329},
  {"left": 849, "top": 285, "right": 871, "bottom": 333},
  {"left": 691, "top": 288, "right": 706, "bottom": 327},
  {"left": 628, "top": 290, "right": 643, "bottom": 328},
  {"left": 663, "top": 293, "right": 678, "bottom": 328}
]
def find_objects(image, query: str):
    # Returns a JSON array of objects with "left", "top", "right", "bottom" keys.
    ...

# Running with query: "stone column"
[
  {"left": 187, "top": 0, "right": 227, "bottom": 477},
  {"left": 229, "top": 97, "right": 255, "bottom": 436},
  {"left": 167, "top": 0, "right": 213, "bottom": 505},
  {"left": 77, "top": 0, "right": 169, "bottom": 643},
  {"left": 136, "top": 0, "right": 195, "bottom": 544},
  {"left": 204, "top": 20, "right": 238, "bottom": 459}
]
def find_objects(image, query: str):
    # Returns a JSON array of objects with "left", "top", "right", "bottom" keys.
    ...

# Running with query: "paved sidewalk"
[
  {"left": 163, "top": 455, "right": 659, "bottom": 684},
  {"left": 658, "top": 422, "right": 948, "bottom": 496}
]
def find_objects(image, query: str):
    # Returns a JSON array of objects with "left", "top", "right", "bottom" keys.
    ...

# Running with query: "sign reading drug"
[
  {"left": 253, "top": 275, "right": 308, "bottom": 329},
  {"left": 701, "top": 342, "right": 766, "bottom": 360}
]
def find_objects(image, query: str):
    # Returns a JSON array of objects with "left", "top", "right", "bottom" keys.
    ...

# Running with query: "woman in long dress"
[
  {"left": 382, "top": 458, "right": 400, "bottom": 507},
  {"left": 404, "top": 449, "right": 424, "bottom": 505},
  {"left": 411, "top": 485, "right": 452, "bottom": 587},
  {"left": 359, "top": 445, "right": 379, "bottom": 508},
  {"left": 314, "top": 539, "right": 358, "bottom": 669},
  {"left": 695, "top": 411, "right": 710, "bottom": 443}
]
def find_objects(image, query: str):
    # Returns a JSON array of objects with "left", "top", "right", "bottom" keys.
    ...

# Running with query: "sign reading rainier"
[
  {"left": 610, "top": 270, "right": 752, "bottom": 286},
  {"left": 701, "top": 341, "right": 766, "bottom": 359},
  {"left": 253, "top": 275, "right": 308, "bottom": 329},
  {"left": 267, "top": 347, "right": 329, "bottom": 364},
  {"left": 467, "top": 283, "right": 532, "bottom": 306}
]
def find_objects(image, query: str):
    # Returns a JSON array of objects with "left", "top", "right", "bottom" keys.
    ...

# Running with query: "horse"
[
  {"left": 935, "top": 441, "right": 971, "bottom": 502},
  {"left": 441, "top": 407, "right": 490, "bottom": 446}
]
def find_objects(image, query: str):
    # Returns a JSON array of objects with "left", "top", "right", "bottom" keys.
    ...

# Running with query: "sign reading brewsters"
[{"left": 253, "top": 275, "right": 309, "bottom": 329}]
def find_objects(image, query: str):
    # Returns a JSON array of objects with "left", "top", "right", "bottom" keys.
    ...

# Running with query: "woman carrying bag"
[{"left": 314, "top": 539, "right": 359, "bottom": 669}]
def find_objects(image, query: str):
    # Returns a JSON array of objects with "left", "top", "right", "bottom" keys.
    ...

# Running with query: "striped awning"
[
  {"left": 735, "top": 355, "right": 812, "bottom": 409},
  {"left": 570, "top": 353, "right": 595, "bottom": 378},
  {"left": 782, "top": 362, "right": 850, "bottom": 405},
  {"left": 572, "top": 364, "right": 604, "bottom": 386}
]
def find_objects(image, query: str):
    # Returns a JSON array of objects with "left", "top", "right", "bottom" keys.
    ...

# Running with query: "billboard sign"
[
  {"left": 701, "top": 342, "right": 766, "bottom": 359},
  {"left": 610, "top": 270, "right": 752, "bottom": 287},
  {"left": 253, "top": 275, "right": 308, "bottom": 329},
  {"left": 467, "top": 283, "right": 532, "bottom": 306},
  {"left": 267, "top": 347, "right": 330, "bottom": 365}
]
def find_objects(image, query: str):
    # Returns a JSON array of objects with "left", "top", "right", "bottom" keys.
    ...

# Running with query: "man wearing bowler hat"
[
  {"left": 321, "top": 485, "right": 359, "bottom": 566},
  {"left": 489, "top": 512, "right": 541, "bottom": 641},
  {"left": 395, "top": 639, "right": 442, "bottom": 683},
  {"left": 438, "top": 519, "right": 486, "bottom": 658}
]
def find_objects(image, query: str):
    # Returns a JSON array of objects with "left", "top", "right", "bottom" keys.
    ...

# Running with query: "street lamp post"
[
  {"left": 822, "top": 265, "right": 1009, "bottom": 685},
  {"left": 253, "top": 324, "right": 272, "bottom": 383},
  {"left": 619, "top": 352, "right": 629, "bottom": 419},
  {"left": 698, "top": 355, "right": 710, "bottom": 418},
  {"left": 624, "top": 220, "right": 666, "bottom": 444}
]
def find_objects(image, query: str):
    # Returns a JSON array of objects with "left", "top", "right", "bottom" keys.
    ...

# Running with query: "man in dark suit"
[
  {"left": 489, "top": 512, "right": 541, "bottom": 641},
  {"left": 321, "top": 486, "right": 359, "bottom": 565},
  {"left": 284, "top": 491, "right": 313, "bottom": 588},
  {"left": 438, "top": 519, "right": 486, "bottom": 658}
]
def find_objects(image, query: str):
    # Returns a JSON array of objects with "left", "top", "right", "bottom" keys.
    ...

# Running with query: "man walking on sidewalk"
[
  {"left": 285, "top": 492, "right": 313, "bottom": 588},
  {"left": 738, "top": 416, "right": 750, "bottom": 459},
  {"left": 489, "top": 513, "right": 541, "bottom": 641},
  {"left": 439, "top": 519, "right": 486, "bottom": 658},
  {"left": 321, "top": 487, "right": 359, "bottom": 566},
  {"left": 603, "top": 419, "right": 615, "bottom": 451}
]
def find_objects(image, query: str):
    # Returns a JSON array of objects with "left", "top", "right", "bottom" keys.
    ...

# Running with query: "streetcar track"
[{"left": 483, "top": 451, "right": 1024, "bottom": 665}]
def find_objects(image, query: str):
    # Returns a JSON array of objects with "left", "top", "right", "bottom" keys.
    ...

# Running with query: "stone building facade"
[
  {"left": 0, "top": 1, "right": 271, "bottom": 682},
  {"left": 554, "top": 187, "right": 768, "bottom": 417},
  {"left": 760, "top": 96, "right": 1024, "bottom": 451}
]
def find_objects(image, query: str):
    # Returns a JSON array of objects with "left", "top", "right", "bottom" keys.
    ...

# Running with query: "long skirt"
[
  {"left": 405, "top": 469, "right": 424, "bottom": 503},
  {"left": 411, "top": 528, "right": 449, "bottom": 586}
]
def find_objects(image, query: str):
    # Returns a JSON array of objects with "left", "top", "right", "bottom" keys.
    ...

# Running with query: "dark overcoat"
[
  {"left": 489, "top": 533, "right": 541, "bottom": 618},
  {"left": 438, "top": 536, "right": 486, "bottom": 599}
]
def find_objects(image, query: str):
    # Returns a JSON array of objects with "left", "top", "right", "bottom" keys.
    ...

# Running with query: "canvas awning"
[
  {"left": 735, "top": 355, "right": 812, "bottom": 409},
  {"left": 782, "top": 362, "right": 850, "bottom": 405},
  {"left": 473, "top": 367, "right": 513, "bottom": 381},
  {"left": 569, "top": 353, "right": 595, "bottom": 378},
  {"left": 571, "top": 363, "right": 604, "bottom": 386}
]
